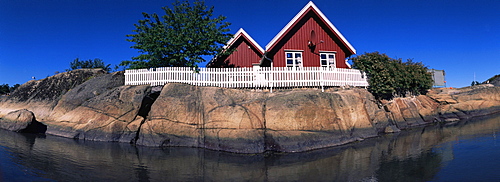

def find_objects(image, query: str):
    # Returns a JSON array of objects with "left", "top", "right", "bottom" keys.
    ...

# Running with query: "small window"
[
  {"left": 320, "top": 52, "right": 335, "bottom": 67},
  {"left": 285, "top": 51, "right": 303, "bottom": 67}
]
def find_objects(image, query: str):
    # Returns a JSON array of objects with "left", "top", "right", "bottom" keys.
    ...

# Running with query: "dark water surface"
[{"left": 0, "top": 113, "right": 499, "bottom": 181}]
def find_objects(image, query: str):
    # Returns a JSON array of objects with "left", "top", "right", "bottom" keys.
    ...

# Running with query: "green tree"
[
  {"left": 121, "top": 0, "right": 232, "bottom": 69},
  {"left": 0, "top": 84, "right": 9, "bottom": 95},
  {"left": 0, "top": 83, "right": 20, "bottom": 95},
  {"left": 351, "top": 52, "right": 396, "bottom": 99},
  {"left": 68, "top": 58, "right": 111, "bottom": 72},
  {"left": 9, "top": 84, "right": 20, "bottom": 93},
  {"left": 351, "top": 52, "right": 433, "bottom": 100},
  {"left": 471, "top": 81, "right": 480, "bottom": 86}
]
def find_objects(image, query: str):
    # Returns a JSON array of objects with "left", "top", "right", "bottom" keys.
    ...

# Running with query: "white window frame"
[
  {"left": 320, "top": 52, "right": 336, "bottom": 68},
  {"left": 285, "top": 51, "right": 303, "bottom": 67}
]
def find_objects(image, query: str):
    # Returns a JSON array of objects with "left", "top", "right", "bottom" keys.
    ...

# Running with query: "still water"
[{"left": 0, "top": 113, "right": 499, "bottom": 181}]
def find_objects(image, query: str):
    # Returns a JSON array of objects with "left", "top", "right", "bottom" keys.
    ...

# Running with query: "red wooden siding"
[
  {"left": 208, "top": 33, "right": 263, "bottom": 68},
  {"left": 267, "top": 10, "right": 352, "bottom": 68},
  {"left": 225, "top": 36, "right": 263, "bottom": 67}
]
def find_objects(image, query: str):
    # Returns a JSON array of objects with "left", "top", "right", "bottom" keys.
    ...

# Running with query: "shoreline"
[{"left": 0, "top": 69, "right": 499, "bottom": 153}]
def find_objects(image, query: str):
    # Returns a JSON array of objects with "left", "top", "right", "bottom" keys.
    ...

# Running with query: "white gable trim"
[
  {"left": 265, "top": 1, "right": 356, "bottom": 54},
  {"left": 225, "top": 28, "right": 265, "bottom": 54}
]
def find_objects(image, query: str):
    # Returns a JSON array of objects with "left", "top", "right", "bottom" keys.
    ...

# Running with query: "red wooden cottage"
[
  {"left": 208, "top": 1, "right": 356, "bottom": 69},
  {"left": 207, "top": 28, "right": 264, "bottom": 68}
]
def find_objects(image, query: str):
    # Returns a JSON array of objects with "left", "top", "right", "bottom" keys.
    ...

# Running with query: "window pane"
[
  {"left": 321, "top": 60, "right": 327, "bottom": 65},
  {"left": 287, "top": 53, "right": 293, "bottom": 58},
  {"left": 295, "top": 53, "right": 301, "bottom": 58},
  {"left": 320, "top": 54, "right": 326, "bottom": 59},
  {"left": 329, "top": 54, "right": 334, "bottom": 59},
  {"left": 287, "top": 59, "right": 293, "bottom": 64}
]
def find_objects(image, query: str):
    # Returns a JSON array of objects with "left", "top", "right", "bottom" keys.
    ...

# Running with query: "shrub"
[
  {"left": 68, "top": 58, "right": 111, "bottom": 72},
  {"left": 0, "top": 84, "right": 20, "bottom": 95},
  {"left": 351, "top": 52, "right": 433, "bottom": 100}
]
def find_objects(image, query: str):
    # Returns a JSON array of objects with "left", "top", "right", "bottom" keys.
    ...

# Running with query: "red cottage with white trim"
[{"left": 208, "top": 1, "right": 356, "bottom": 69}]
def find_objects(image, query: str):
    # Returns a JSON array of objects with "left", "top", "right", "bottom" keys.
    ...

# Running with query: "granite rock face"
[
  {"left": 43, "top": 71, "right": 152, "bottom": 143},
  {"left": 45, "top": 85, "right": 151, "bottom": 143},
  {"left": 428, "top": 84, "right": 500, "bottom": 120},
  {"left": 137, "top": 83, "right": 266, "bottom": 153},
  {"left": 1, "top": 70, "right": 499, "bottom": 153},
  {"left": 0, "top": 70, "right": 152, "bottom": 142},
  {"left": 0, "top": 69, "right": 107, "bottom": 120},
  {"left": 263, "top": 89, "right": 379, "bottom": 152},
  {"left": 137, "top": 83, "right": 500, "bottom": 153}
]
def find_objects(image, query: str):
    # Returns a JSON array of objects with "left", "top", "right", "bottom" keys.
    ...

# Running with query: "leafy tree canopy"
[
  {"left": 68, "top": 58, "right": 111, "bottom": 72},
  {"left": 121, "top": 0, "right": 232, "bottom": 69},
  {"left": 351, "top": 52, "right": 433, "bottom": 100}
]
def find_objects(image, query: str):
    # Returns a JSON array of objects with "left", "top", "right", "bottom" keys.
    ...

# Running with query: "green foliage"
[
  {"left": 122, "top": 0, "right": 232, "bottom": 69},
  {"left": 68, "top": 58, "right": 111, "bottom": 72},
  {"left": 351, "top": 52, "right": 433, "bottom": 100},
  {"left": 0, "top": 84, "right": 20, "bottom": 95}
]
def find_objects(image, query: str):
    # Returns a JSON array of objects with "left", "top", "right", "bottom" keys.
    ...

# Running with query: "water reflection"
[{"left": 0, "top": 113, "right": 499, "bottom": 181}]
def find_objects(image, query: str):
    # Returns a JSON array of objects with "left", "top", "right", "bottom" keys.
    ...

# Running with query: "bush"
[
  {"left": 351, "top": 52, "right": 433, "bottom": 100},
  {"left": 0, "top": 84, "right": 20, "bottom": 95},
  {"left": 69, "top": 58, "right": 111, "bottom": 72}
]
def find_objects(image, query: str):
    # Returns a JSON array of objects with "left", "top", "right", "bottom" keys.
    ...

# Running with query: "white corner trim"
[
  {"left": 265, "top": 1, "right": 356, "bottom": 54},
  {"left": 225, "top": 28, "right": 265, "bottom": 54},
  {"left": 345, "top": 58, "right": 352, "bottom": 68}
]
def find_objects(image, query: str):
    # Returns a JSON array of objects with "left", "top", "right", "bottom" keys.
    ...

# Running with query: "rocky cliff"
[{"left": 1, "top": 69, "right": 499, "bottom": 153}]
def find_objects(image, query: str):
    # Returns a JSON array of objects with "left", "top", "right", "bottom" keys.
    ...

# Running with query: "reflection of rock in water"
[
  {"left": 0, "top": 113, "right": 498, "bottom": 181},
  {"left": 377, "top": 151, "right": 442, "bottom": 181}
]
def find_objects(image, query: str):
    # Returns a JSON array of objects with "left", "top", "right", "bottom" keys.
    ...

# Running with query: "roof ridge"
[{"left": 225, "top": 28, "right": 264, "bottom": 54}]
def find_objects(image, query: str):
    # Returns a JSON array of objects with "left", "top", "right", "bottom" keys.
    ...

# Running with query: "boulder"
[
  {"left": 0, "top": 109, "right": 46, "bottom": 133},
  {"left": 384, "top": 125, "right": 401, "bottom": 133}
]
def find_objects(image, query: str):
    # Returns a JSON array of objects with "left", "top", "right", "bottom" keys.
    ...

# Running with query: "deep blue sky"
[{"left": 1, "top": 0, "right": 498, "bottom": 88}]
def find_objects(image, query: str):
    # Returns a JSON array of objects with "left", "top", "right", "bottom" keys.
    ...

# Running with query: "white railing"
[{"left": 124, "top": 66, "right": 368, "bottom": 91}]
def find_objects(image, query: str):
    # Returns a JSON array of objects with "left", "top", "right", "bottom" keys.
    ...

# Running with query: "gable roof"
[
  {"left": 225, "top": 28, "right": 264, "bottom": 54},
  {"left": 207, "top": 28, "right": 264, "bottom": 67},
  {"left": 265, "top": 1, "right": 356, "bottom": 55}
]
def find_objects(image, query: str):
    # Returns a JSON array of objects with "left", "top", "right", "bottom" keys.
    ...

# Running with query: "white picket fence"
[{"left": 124, "top": 66, "right": 368, "bottom": 91}]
